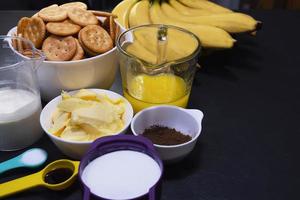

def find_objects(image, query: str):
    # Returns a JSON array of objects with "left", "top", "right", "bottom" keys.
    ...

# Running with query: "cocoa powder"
[{"left": 142, "top": 125, "right": 192, "bottom": 145}]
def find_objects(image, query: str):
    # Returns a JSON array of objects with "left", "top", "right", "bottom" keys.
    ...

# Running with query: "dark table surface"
[{"left": 0, "top": 10, "right": 300, "bottom": 200}]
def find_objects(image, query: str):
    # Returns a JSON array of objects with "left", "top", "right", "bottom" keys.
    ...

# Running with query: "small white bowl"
[
  {"left": 8, "top": 26, "right": 119, "bottom": 102},
  {"left": 40, "top": 89, "right": 134, "bottom": 159},
  {"left": 131, "top": 105, "right": 203, "bottom": 163}
]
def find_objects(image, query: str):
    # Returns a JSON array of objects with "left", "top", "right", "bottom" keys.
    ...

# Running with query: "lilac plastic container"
[{"left": 79, "top": 135, "right": 164, "bottom": 200}]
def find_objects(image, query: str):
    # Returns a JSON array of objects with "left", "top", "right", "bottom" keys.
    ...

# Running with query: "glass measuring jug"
[
  {"left": 117, "top": 24, "right": 201, "bottom": 113},
  {"left": 0, "top": 35, "right": 45, "bottom": 151}
]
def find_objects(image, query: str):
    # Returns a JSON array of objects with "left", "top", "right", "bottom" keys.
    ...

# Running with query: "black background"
[{"left": 0, "top": 10, "right": 300, "bottom": 200}]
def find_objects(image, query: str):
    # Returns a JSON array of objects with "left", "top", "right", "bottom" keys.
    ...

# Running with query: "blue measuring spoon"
[{"left": 0, "top": 148, "right": 47, "bottom": 174}]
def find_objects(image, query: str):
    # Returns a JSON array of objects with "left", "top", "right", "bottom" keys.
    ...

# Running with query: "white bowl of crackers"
[{"left": 7, "top": 2, "right": 121, "bottom": 102}]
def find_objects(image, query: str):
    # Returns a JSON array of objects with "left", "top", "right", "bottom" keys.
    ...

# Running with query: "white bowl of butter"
[{"left": 40, "top": 89, "right": 133, "bottom": 159}]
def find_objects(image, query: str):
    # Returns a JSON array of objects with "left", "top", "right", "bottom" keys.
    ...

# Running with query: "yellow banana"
[
  {"left": 128, "top": 0, "right": 195, "bottom": 61},
  {"left": 177, "top": 0, "right": 232, "bottom": 13},
  {"left": 161, "top": 2, "right": 259, "bottom": 33},
  {"left": 127, "top": 0, "right": 161, "bottom": 61},
  {"left": 114, "top": 0, "right": 157, "bottom": 64},
  {"left": 125, "top": 40, "right": 158, "bottom": 64},
  {"left": 169, "top": 0, "right": 213, "bottom": 16},
  {"left": 150, "top": 1, "right": 235, "bottom": 48},
  {"left": 134, "top": 27, "right": 199, "bottom": 61},
  {"left": 112, "top": 0, "right": 138, "bottom": 28},
  {"left": 129, "top": 0, "right": 151, "bottom": 27}
]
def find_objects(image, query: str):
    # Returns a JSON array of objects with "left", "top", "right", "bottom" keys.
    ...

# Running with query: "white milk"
[
  {"left": 82, "top": 150, "right": 161, "bottom": 199},
  {"left": 0, "top": 88, "right": 42, "bottom": 150}
]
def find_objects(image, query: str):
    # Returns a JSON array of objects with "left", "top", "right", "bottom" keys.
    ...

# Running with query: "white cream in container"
[{"left": 0, "top": 88, "right": 42, "bottom": 150}]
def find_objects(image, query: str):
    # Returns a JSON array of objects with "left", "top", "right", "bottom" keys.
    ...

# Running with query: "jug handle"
[
  {"left": 83, "top": 186, "right": 91, "bottom": 200},
  {"left": 30, "top": 49, "right": 45, "bottom": 71},
  {"left": 149, "top": 186, "right": 156, "bottom": 200}
]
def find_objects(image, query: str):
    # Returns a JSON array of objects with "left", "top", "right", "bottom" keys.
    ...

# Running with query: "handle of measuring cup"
[{"left": 0, "top": 171, "right": 43, "bottom": 198}]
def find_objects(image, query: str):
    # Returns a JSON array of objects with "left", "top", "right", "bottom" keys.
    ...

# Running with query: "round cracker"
[
  {"left": 22, "top": 49, "right": 34, "bottom": 58},
  {"left": 60, "top": 2, "right": 87, "bottom": 10},
  {"left": 22, "top": 49, "right": 41, "bottom": 59},
  {"left": 67, "top": 8, "right": 98, "bottom": 27},
  {"left": 63, "top": 19, "right": 77, "bottom": 25},
  {"left": 42, "top": 4, "right": 58, "bottom": 9},
  {"left": 38, "top": 4, "right": 67, "bottom": 22},
  {"left": 42, "top": 35, "right": 77, "bottom": 61},
  {"left": 32, "top": 12, "right": 39, "bottom": 18},
  {"left": 11, "top": 33, "right": 18, "bottom": 51},
  {"left": 80, "top": 25, "right": 113, "bottom": 54},
  {"left": 17, "top": 17, "right": 31, "bottom": 35},
  {"left": 23, "top": 17, "right": 46, "bottom": 48},
  {"left": 71, "top": 38, "right": 85, "bottom": 60},
  {"left": 16, "top": 33, "right": 24, "bottom": 52},
  {"left": 78, "top": 30, "right": 98, "bottom": 56},
  {"left": 46, "top": 21, "right": 81, "bottom": 36},
  {"left": 33, "top": 4, "right": 57, "bottom": 18}
]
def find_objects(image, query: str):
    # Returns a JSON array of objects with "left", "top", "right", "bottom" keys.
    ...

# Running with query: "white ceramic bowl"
[
  {"left": 7, "top": 26, "right": 119, "bottom": 102},
  {"left": 131, "top": 105, "right": 203, "bottom": 163},
  {"left": 40, "top": 89, "right": 134, "bottom": 159}
]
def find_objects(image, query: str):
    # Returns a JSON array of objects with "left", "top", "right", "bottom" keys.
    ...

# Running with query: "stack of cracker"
[{"left": 14, "top": 2, "right": 117, "bottom": 61}]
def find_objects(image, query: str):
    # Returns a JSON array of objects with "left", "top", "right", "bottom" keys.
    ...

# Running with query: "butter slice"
[
  {"left": 61, "top": 91, "right": 71, "bottom": 100},
  {"left": 49, "top": 112, "right": 70, "bottom": 136},
  {"left": 96, "top": 94, "right": 122, "bottom": 104},
  {"left": 57, "top": 98, "right": 94, "bottom": 112},
  {"left": 60, "top": 126, "right": 90, "bottom": 141},
  {"left": 74, "top": 89, "right": 98, "bottom": 101},
  {"left": 80, "top": 123, "right": 104, "bottom": 140},
  {"left": 95, "top": 119, "right": 124, "bottom": 134},
  {"left": 71, "top": 103, "right": 120, "bottom": 127},
  {"left": 51, "top": 108, "right": 64, "bottom": 123}
]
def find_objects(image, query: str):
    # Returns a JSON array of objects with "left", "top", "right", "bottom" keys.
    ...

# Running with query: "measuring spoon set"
[
  {"left": 0, "top": 148, "right": 79, "bottom": 198},
  {"left": 0, "top": 135, "right": 163, "bottom": 200}
]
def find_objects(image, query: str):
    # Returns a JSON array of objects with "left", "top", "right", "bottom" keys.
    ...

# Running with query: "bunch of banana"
[
  {"left": 112, "top": 0, "right": 139, "bottom": 28},
  {"left": 119, "top": 0, "right": 201, "bottom": 63},
  {"left": 112, "top": 0, "right": 261, "bottom": 49}
]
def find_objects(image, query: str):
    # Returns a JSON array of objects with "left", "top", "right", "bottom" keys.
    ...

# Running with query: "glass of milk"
[
  {"left": 79, "top": 135, "right": 164, "bottom": 200},
  {"left": 0, "top": 35, "right": 45, "bottom": 151}
]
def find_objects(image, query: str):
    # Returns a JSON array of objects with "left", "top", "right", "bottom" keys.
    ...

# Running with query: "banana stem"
[{"left": 256, "top": 21, "right": 263, "bottom": 30}]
